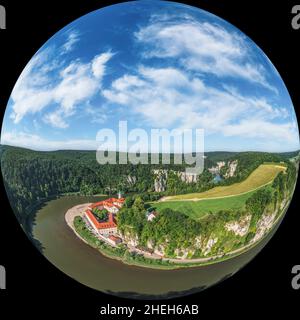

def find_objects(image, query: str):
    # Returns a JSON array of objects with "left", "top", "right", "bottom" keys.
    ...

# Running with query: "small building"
[
  {"left": 107, "top": 235, "right": 122, "bottom": 246},
  {"left": 146, "top": 211, "right": 157, "bottom": 222}
]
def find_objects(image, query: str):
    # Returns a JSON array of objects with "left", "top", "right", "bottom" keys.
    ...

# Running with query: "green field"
[
  {"left": 152, "top": 189, "right": 259, "bottom": 220},
  {"left": 164, "top": 164, "right": 285, "bottom": 201},
  {"left": 152, "top": 163, "right": 285, "bottom": 220}
]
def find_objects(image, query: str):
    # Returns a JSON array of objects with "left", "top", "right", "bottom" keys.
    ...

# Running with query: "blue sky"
[{"left": 1, "top": 0, "right": 299, "bottom": 152}]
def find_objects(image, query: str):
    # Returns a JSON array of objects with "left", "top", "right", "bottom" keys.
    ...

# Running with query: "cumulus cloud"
[
  {"left": 102, "top": 65, "right": 298, "bottom": 146},
  {"left": 3, "top": 13, "right": 299, "bottom": 153},
  {"left": 135, "top": 16, "right": 276, "bottom": 92},
  {"left": 9, "top": 46, "right": 113, "bottom": 128}
]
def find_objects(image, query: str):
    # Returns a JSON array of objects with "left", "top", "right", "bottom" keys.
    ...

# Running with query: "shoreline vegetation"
[{"left": 66, "top": 199, "right": 290, "bottom": 270}]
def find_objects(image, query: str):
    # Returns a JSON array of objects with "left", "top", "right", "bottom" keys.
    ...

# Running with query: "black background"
[{"left": 0, "top": 0, "right": 299, "bottom": 318}]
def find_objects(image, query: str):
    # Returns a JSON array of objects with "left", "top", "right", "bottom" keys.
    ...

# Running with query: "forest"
[{"left": 0, "top": 145, "right": 298, "bottom": 242}]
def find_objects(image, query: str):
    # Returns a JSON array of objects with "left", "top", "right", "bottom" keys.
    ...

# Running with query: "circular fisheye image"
[{"left": 1, "top": 1, "right": 299, "bottom": 299}]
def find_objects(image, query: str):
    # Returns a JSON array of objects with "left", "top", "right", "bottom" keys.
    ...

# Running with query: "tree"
[
  {"left": 124, "top": 196, "right": 134, "bottom": 208},
  {"left": 246, "top": 188, "right": 273, "bottom": 216},
  {"left": 132, "top": 196, "right": 145, "bottom": 214}
]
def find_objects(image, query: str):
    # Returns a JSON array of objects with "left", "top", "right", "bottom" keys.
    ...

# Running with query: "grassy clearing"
[
  {"left": 152, "top": 189, "right": 257, "bottom": 220},
  {"left": 165, "top": 164, "right": 285, "bottom": 201}
]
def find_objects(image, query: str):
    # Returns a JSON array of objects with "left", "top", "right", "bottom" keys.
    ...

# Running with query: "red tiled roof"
[
  {"left": 90, "top": 201, "right": 104, "bottom": 209},
  {"left": 103, "top": 201, "right": 114, "bottom": 207},
  {"left": 111, "top": 197, "right": 125, "bottom": 203},
  {"left": 90, "top": 197, "right": 124, "bottom": 209},
  {"left": 85, "top": 210, "right": 117, "bottom": 229},
  {"left": 108, "top": 235, "right": 122, "bottom": 241}
]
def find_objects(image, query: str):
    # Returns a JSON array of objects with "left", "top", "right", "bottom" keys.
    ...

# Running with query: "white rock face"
[
  {"left": 179, "top": 171, "right": 198, "bottom": 183},
  {"left": 154, "top": 245, "right": 165, "bottom": 256},
  {"left": 153, "top": 169, "right": 168, "bottom": 192},
  {"left": 124, "top": 232, "right": 139, "bottom": 246},
  {"left": 126, "top": 175, "right": 137, "bottom": 185},
  {"left": 203, "top": 237, "right": 218, "bottom": 256},
  {"left": 194, "top": 235, "right": 202, "bottom": 249},
  {"left": 252, "top": 213, "right": 276, "bottom": 243},
  {"left": 225, "top": 160, "right": 238, "bottom": 178},
  {"left": 153, "top": 169, "right": 198, "bottom": 192},
  {"left": 146, "top": 240, "right": 154, "bottom": 249},
  {"left": 174, "top": 248, "right": 190, "bottom": 259},
  {"left": 225, "top": 215, "right": 251, "bottom": 237}
]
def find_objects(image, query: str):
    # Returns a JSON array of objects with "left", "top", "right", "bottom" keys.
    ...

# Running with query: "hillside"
[{"left": 162, "top": 164, "right": 286, "bottom": 201}]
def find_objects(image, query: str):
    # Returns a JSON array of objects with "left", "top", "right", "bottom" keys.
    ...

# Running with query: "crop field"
[
  {"left": 152, "top": 189, "right": 258, "bottom": 220},
  {"left": 163, "top": 164, "right": 285, "bottom": 201}
]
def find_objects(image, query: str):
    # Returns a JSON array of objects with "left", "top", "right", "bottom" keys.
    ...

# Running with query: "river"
[{"left": 32, "top": 195, "right": 283, "bottom": 299}]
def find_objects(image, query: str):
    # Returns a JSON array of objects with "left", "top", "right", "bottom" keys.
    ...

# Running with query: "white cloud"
[
  {"left": 43, "top": 110, "right": 68, "bottom": 129},
  {"left": 62, "top": 30, "right": 80, "bottom": 53},
  {"left": 9, "top": 47, "right": 113, "bottom": 128},
  {"left": 102, "top": 65, "right": 299, "bottom": 147},
  {"left": 222, "top": 119, "right": 297, "bottom": 142},
  {"left": 92, "top": 52, "right": 114, "bottom": 79},
  {"left": 135, "top": 18, "right": 276, "bottom": 92},
  {"left": 1, "top": 131, "right": 98, "bottom": 151}
]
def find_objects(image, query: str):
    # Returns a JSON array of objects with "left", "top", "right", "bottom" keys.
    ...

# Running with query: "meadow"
[
  {"left": 152, "top": 163, "right": 286, "bottom": 220},
  {"left": 152, "top": 189, "right": 259, "bottom": 220},
  {"left": 163, "top": 164, "right": 285, "bottom": 201}
]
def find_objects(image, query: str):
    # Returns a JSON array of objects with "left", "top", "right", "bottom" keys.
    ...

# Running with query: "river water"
[{"left": 32, "top": 195, "right": 282, "bottom": 299}]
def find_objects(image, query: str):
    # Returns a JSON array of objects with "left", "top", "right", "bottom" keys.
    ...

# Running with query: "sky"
[{"left": 1, "top": 0, "right": 299, "bottom": 152}]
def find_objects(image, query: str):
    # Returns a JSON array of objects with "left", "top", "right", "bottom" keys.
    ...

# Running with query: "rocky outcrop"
[
  {"left": 126, "top": 175, "right": 137, "bottom": 186},
  {"left": 153, "top": 169, "right": 168, "bottom": 192},
  {"left": 179, "top": 171, "right": 198, "bottom": 183},
  {"left": 225, "top": 215, "right": 251, "bottom": 237},
  {"left": 153, "top": 169, "right": 198, "bottom": 192},
  {"left": 123, "top": 232, "right": 139, "bottom": 246},
  {"left": 209, "top": 159, "right": 238, "bottom": 178},
  {"left": 224, "top": 160, "right": 238, "bottom": 178},
  {"left": 251, "top": 213, "right": 276, "bottom": 243},
  {"left": 203, "top": 237, "right": 218, "bottom": 256},
  {"left": 208, "top": 161, "right": 226, "bottom": 174}
]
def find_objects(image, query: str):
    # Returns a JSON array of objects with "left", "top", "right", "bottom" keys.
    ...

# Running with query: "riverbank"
[
  {"left": 64, "top": 202, "right": 92, "bottom": 245},
  {"left": 65, "top": 203, "right": 179, "bottom": 269},
  {"left": 64, "top": 200, "right": 289, "bottom": 270}
]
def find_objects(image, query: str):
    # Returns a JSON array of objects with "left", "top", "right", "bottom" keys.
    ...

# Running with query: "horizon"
[
  {"left": 1, "top": 1, "right": 300, "bottom": 153},
  {"left": 1, "top": 143, "right": 299, "bottom": 155}
]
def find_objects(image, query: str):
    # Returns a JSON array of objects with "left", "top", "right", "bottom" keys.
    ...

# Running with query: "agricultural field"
[
  {"left": 163, "top": 164, "right": 286, "bottom": 201},
  {"left": 152, "top": 188, "right": 258, "bottom": 220}
]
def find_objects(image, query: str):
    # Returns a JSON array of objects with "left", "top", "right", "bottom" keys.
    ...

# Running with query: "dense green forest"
[{"left": 0, "top": 145, "right": 298, "bottom": 241}]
